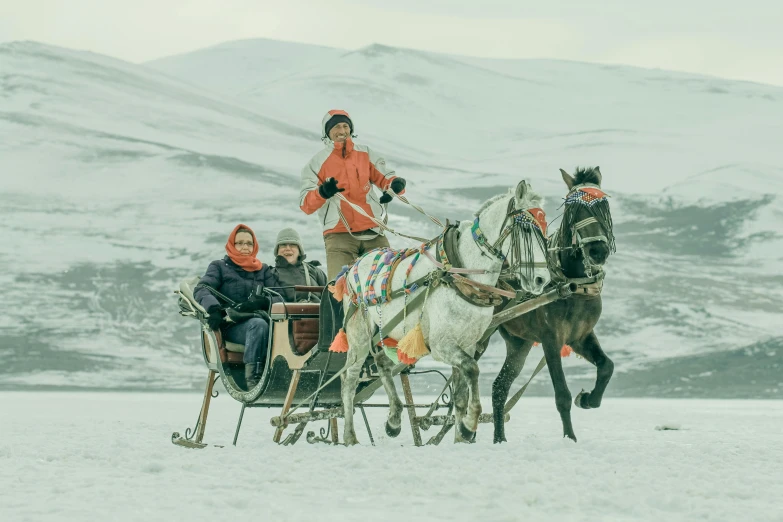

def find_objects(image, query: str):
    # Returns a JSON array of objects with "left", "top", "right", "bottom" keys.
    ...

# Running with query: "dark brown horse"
[{"left": 490, "top": 166, "right": 616, "bottom": 442}]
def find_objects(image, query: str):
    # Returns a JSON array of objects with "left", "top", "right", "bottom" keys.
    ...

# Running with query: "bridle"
[
  {"left": 567, "top": 184, "right": 610, "bottom": 247},
  {"left": 552, "top": 182, "right": 615, "bottom": 276},
  {"left": 471, "top": 198, "right": 549, "bottom": 279}
]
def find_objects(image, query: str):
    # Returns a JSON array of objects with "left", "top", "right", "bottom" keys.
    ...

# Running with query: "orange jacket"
[{"left": 300, "top": 137, "right": 403, "bottom": 235}]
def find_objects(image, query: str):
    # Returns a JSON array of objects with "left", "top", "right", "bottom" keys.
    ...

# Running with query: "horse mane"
[
  {"left": 474, "top": 186, "right": 543, "bottom": 217},
  {"left": 573, "top": 167, "right": 601, "bottom": 186}
]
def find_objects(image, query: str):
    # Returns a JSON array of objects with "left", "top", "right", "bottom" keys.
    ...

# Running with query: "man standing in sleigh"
[{"left": 299, "top": 110, "right": 407, "bottom": 280}]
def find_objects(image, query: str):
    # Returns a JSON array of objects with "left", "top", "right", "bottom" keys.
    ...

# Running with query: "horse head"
[
  {"left": 557, "top": 167, "right": 616, "bottom": 271},
  {"left": 472, "top": 180, "right": 550, "bottom": 294}
]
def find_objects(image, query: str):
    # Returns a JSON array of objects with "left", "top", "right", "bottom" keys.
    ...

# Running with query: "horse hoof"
[
  {"left": 493, "top": 436, "right": 507, "bottom": 444},
  {"left": 458, "top": 421, "right": 477, "bottom": 443},
  {"left": 385, "top": 421, "right": 402, "bottom": 438},
  {"left": 574, "top": 390, "right": 591, "bottom": 409},
  {"left": 564, "top": 432, "right": 577, "bottom": 443}
]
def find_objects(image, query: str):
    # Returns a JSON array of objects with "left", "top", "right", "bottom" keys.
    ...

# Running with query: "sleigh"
[{"left": 170, "top": 277, "right": 465, "bottom": 447}]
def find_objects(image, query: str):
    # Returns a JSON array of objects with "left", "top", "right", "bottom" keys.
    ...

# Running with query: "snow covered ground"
[{"left": 1, "top": 391, "right": 781, "bottom": 522}]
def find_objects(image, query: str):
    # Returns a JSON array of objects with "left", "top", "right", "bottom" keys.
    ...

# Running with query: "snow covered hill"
[
  {"left": 146, "top": 38, "right": 342, "bottom": 95},
  {"left": 1, "top": 39, "right": 781, "bottom": 395}
]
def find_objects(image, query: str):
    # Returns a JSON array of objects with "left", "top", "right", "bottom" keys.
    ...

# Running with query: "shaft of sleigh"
[{"left": 484, "top": 282, "right": 577, "bottom": 334}]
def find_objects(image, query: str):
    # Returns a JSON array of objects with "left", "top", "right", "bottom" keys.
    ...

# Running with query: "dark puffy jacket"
[
  {"left": 194, "top": 256, "right": 282, "bottom": 310},
  {"left": 273, "top": 256, "right": 328, "bottom": 302}
]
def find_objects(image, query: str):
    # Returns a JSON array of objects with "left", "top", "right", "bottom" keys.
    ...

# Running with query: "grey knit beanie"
[{"left": 274, "top": 227, "right": 304, "bottom": 257}]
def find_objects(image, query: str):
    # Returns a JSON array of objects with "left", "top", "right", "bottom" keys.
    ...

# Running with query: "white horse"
[{"left": 338, "top": 180, "right": 550, "bottom": 444}]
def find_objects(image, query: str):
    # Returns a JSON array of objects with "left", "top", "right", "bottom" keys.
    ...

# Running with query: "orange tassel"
[
  {"left": 381, "top": 338, "right": 398, "bottom": 348},
  {"left": 329, "top": 328, "right": 349, "bottom": 353},
  {"left": 328, "top": 276, "right": 347, "bottom": 302},
  {"left": 398, "top": 324, "right": 429, "bottom": 360},
  {"left": 534, "top": 342, "right": 572, "bottom": 357},
  {"left": 396, "top": 349, "right": 417, "bottom": 365}
]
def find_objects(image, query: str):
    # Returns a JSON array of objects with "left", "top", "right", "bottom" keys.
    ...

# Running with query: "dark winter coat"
[
  {"left": 272, "top": 255, "right": 327, "bottom": 302},
  {"left": 194, "top": 256, "right": 282, "bottom": 311}
]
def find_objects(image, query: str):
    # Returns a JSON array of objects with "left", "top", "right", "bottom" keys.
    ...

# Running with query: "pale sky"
[{"left": 2, "top": 0, "right": 783, "bottom": 86}]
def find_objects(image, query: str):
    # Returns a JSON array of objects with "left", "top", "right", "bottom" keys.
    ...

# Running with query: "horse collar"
[{"left": 438, "top": 225, "right": 463, "bottom": 270}]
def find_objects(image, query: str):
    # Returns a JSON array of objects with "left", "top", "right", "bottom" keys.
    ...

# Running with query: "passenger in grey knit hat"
[
  {"left": 272, "top": 227, "right": 327, "bottom": 302},
  {"left": 274, "top": 228, "right": 306, "bottom": 258}
]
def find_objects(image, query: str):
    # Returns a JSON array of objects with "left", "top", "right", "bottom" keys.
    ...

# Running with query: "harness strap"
[
  {"left": 573, "top": 216, "right": 598, "bottom": 230},
  {"left": 303, "top": 263, "right": 313, "bottom": 302},
  {"left": 194, "top": 284, "right": 236, "bottom": 307},
  {"left": 572, "top": 216, "right": 608, "bottom": 247},
  {"left": 471, "top": 217, "right": 506, "bottom": 261},
  {"left": 449, "top": 272, "right": 516, "bottom": 299},
  {"left": 334, "top": 193, "right": 432, "bottom": 243},
  {"left": 422, "top": 247, "right": 491, "bottom": 275},
  {"left": 504, "top": 355, "right": 547, "bottom": 413},
  {"left": 389, "top": 189, "right": 445, "bottom": 228}
]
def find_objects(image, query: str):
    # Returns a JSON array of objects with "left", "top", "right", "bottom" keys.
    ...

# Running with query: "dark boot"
[{"left": 245, "top": 364, "right": 260, "bottom": 390}]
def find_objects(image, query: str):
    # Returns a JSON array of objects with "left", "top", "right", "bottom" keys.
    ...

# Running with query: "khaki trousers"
[{"left": 324, "top": 232, "right": 391, "bottom": 280}]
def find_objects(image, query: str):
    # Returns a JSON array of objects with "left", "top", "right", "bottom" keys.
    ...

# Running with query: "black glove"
[
  {"left": 236, "top": 294, "right": 271, "bottom": 313},
  {"left": 390, "top": 177, "right": 406, "bottom": 193},
  {"left": 225, "top": 308, "right": 256, "bottom": 323},
  {"left": 318, "top": 177, "right": 345, "bottom": 199},
  {"left": 206, "top": 305, "right": 223, "bottom": 330},
  {"left": 379, "top": 191, "right": 393, "bottom": 204}
]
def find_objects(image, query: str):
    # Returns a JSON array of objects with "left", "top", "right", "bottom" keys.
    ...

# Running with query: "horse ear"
[
  {"left": 560, "top": 168, "right": 575, "bottom": 190},
  {"left": 594, "top": 166, "right": 602, "bottom": 185},
  {"left": 514, "top": 180, "right": 528, "bottom": 204}
]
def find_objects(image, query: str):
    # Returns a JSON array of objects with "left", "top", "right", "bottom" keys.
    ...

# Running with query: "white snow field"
[{"left": 1, "top": 392, "right": 781, "bottom": 522}]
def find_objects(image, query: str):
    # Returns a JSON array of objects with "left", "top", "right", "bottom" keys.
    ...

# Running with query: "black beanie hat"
[{"left": 324, "top": 114, "right": 353, "bottom": 138}]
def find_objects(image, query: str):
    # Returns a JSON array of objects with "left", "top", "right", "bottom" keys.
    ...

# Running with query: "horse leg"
[
  {"left": 570, "top": 331, "right": 614, "bottom": 410},
  {"left": 463, "top": 354, "right": 483, "bottom": 439},
  {"left": 341, "top": 326, "right": 371, "bottom": 446},
  {"left": 372, "top": 349, "right": 404, "bottom": 437},
  {"left": 449, "top": 367, "right": 472, "bottom": 443},
  {"left": 491, "top": 330, "right": 535, "bottom": 444},
  {"left": 439, "top": 348, "right": 481, "bottom": 442},
  {"left": 542, "top": 338, "right": 576, "bottom": 442}
]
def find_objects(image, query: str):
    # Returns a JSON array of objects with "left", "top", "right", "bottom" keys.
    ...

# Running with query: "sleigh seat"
[
  {"left": 177, "top": 277, "right": 324, "bottom": 364},
  {"left": 270, "top": 302, "right": 321, "bottom": 355}
]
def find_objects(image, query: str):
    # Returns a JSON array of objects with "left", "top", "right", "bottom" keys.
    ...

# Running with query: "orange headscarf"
[{"left": 225, "top": 224, "right": 263, "bottom": 272}]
